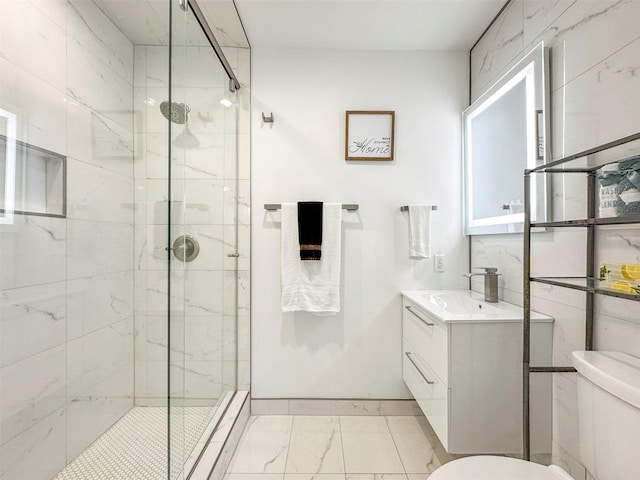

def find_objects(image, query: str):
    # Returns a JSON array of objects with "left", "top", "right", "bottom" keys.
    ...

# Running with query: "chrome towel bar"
[
  {"left": 400, "top": 205, "right": 437, "bottom": 211},
  {"left": 264, "top": 203, "right": 359, "bottom": 211}
]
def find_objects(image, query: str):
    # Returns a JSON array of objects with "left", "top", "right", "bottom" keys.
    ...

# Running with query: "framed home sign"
[{"left": 345, "top": 110, "right": 395, "bottom": 161}]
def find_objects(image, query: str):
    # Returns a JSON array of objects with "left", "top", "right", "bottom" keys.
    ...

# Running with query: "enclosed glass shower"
[{"left": 0, "top": 0, "right": 243, "bottom": 478}]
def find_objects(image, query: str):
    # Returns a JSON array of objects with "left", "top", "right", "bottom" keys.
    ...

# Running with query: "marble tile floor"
[
  {"left": 224, "top": 415, "right": 456, "bottom": 480},
  {"left": 54, "top": 405, "right": 217, "bottom": 480}
]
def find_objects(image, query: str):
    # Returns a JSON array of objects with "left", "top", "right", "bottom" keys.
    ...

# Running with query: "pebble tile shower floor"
[
  {"left": 224, "top": 415, "right": 456, "bottom": 480},
  {"left": 54, "top": 406, "right": 217, "bottom": 480}
]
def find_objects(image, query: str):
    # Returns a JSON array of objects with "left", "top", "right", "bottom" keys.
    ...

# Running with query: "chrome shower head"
[{"left": 159, "top": 101, "right": 190, "bottom": 124}]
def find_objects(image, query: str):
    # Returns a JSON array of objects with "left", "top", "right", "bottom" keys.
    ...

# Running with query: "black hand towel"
[{"left": 298, "top": 201, "right": 323, "bottom": 261}]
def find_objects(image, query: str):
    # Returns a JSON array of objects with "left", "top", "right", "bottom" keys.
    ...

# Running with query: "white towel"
[
  {"left": 281, "top": 203, "right": 342, "bottom": 314},
  {"left": 407, "top": 204, "right": 432, "bottom": 259}
]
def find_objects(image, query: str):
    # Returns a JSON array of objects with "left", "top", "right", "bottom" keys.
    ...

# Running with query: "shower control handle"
[{"left": 168, "top": 235, "right": 200, "bottom": 262}]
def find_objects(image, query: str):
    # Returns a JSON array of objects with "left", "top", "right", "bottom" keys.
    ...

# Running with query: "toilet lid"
[{"left": 429, "top": 456, "right": 572, "bottom": 480}]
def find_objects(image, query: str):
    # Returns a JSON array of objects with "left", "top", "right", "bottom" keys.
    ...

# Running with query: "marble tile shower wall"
[
  {"left": 470, "top": 1, "right": 640, "bottom": 478},
  {"left": 0, "top": 1, "right": 135, "bottom": 479},
  {"left": 133, "top": 45, "right": 251, "bottom": 405}
]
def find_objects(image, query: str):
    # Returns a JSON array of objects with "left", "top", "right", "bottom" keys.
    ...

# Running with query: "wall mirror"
[{"left": 463, "top": 42, "right": 550, "bottom": 235}]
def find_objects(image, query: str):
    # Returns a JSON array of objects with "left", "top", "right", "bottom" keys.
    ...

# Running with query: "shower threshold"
[{"left": 53, "top": 393, "right": 233, "bottom": 480}]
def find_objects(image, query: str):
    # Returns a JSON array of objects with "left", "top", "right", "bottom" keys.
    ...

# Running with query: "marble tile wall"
[
  {"left": 1, "top": 1, "right": 249, "bottom": 478},
  {"left": 133, "top": 44, "right": 251, "bottom": 405},
  {"left": 470, "top": 1, "right": 640, "bottom": 478},
  {"left": 0, "top": 1, "right": 135, "bottom": 479}
]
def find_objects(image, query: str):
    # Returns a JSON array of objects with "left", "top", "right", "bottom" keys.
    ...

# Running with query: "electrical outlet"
[{"left": 434, "top": 254, "right": 445, "bottom": 272}]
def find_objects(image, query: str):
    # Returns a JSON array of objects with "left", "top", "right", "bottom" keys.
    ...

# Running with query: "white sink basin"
[{"left": 401, "top": 289, "right": 553, "bottom": 323}]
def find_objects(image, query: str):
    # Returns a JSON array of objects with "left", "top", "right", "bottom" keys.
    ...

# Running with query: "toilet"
[{"left": 429, "top": 350, "right": 640, "bottom": 480}]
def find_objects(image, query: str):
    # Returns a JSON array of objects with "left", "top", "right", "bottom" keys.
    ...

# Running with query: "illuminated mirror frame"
[
  {"left": 463, "top": 43, "right": 550, "bottom": 235},
  {"left": 0, "top": 108, "right": 17, "bottom": 225}
]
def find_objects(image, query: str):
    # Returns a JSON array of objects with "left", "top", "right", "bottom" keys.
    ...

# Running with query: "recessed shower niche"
[{"left": 0, "top": 136, "right": 66, "bottom": 219}]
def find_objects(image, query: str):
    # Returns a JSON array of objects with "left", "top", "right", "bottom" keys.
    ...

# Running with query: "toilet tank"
[{"left": 572, "top": 351, "right": 640, "bottom": 480}]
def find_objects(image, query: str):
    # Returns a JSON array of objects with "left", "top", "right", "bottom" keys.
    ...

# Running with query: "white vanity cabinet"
[{"left": 401, "top": 292, "right": 553, "bottom": 454}]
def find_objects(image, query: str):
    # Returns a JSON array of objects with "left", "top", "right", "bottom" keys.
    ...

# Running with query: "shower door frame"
[{"left": 167, "top": 0, "right": 241, "bottom": 478}]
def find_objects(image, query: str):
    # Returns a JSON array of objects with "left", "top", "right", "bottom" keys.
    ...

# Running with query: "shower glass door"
[
  {"left": 0, "top": 0, "right": 237, "bottom": 478},
  {"left": 168, "top": 1, "right": 238, "bottom": 477}
]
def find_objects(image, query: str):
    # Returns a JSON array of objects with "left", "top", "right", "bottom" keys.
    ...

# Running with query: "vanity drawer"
[
  {"left": 402, "top": 298, "right": 448, "bottom": 384},
  {"left": 402, "top": 339, "right": 449, "bottom": 449}
]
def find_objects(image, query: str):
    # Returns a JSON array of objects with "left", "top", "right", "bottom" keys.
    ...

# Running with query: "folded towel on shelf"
[
  {"left": 281, "top": 203, "right": 342, "bottom": 314},
  {"left": 598, "top": 157, "right": 640, "bottom": 217},
  {"left": 617, "top": 157, "right": 640, "bottom": 215},
  {"left": 407, "top": 204, "right": 432, "bottom": 259},
  {"left": 298, "top": 201, "right": 323, "bottom": 260}
]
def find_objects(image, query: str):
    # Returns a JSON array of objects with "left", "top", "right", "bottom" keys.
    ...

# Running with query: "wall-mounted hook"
[{"left": 262, "top": 112, "right": 275, "bottom": 124}]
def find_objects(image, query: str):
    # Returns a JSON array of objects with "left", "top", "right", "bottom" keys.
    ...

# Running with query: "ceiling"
[
  {"left": 95, "top": 0, "right": 505, "bottom": 51},
  {"left": 94, "top": 0, "right": 250, "bottom": 47},
  {"left": 234, "top": 0, "right": 506, "bottom": 51}
]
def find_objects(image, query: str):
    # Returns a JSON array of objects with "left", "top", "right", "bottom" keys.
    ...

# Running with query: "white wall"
[
  {"left": 470, "top": 1, "right": 640, "bottom": 477},
  {"left": 251, "top": 48, "right": 469, "bottom": 399}
]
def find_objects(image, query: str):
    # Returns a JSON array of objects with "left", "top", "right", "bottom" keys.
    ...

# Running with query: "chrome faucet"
[{"left": 463, "top": 267, "right": 500, "bottom": 303}]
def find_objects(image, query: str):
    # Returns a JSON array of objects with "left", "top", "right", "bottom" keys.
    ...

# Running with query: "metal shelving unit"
[{"left": 522, "top": 132, "right": 640, "bottom": 460}]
